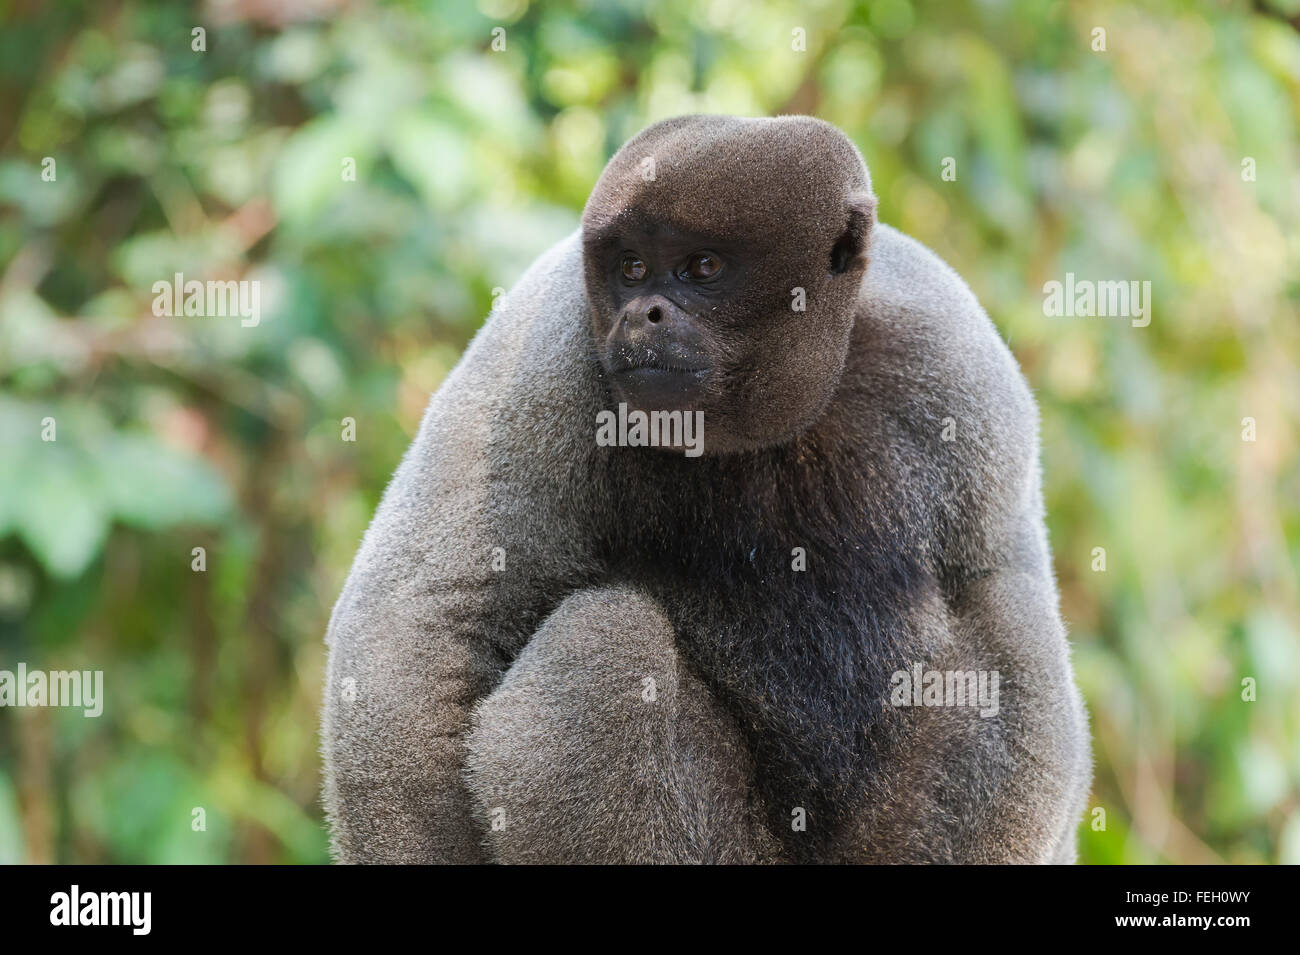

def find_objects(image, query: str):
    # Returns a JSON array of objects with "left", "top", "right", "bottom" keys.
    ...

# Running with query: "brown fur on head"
[{"left": 581, "top": 115, "right": 877, "bottom": 454}]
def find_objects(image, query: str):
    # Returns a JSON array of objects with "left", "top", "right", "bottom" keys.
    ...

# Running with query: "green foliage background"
[{"left": 0, "top": 0, "right": 1297, "bottom": 864}]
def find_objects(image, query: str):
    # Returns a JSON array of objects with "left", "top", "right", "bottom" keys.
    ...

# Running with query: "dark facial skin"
[{"left": 596, "top": 223, "right": 746, "bottom": 412}]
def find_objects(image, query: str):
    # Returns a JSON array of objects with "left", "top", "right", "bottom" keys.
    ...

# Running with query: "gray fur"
[
  {"left": 321, "top": 115, "right": 1091, "bottom": 864},
  {"left": 465, "top": 585, "right": 779, "bottom": 864}
]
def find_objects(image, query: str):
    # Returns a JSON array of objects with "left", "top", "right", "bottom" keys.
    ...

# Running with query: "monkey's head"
[{"left": 582, "top": 114, "right": 876, "bottom": 455}]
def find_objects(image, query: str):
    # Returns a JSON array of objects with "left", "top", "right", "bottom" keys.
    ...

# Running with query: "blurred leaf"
[
  {"left": 15, "top": 445, "right": 110, "bottom": 579},
  {"left": 99, "top": 432, "right": 234, "bottom": 530}
]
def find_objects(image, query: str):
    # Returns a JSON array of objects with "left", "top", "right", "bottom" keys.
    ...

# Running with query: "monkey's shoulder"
[
  {"left": 857, "top": 224, "right": 1022, "bottom": 377},
  {"left": 418, "top": 231, "right": 597, "bottom": 439},
  {"left": 849, "top": 224, "right": 1036, "bottom": 448},
  {"left": 831, "top": 225, "right": 1041, "bottom": 538}
]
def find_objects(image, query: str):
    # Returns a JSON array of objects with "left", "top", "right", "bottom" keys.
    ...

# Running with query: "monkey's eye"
[
  {"left": 620, "top": 255, "right": 647, "bottom": 282},
  {"left": 683, "top": 252, "right": 722, "bottom": 281}
]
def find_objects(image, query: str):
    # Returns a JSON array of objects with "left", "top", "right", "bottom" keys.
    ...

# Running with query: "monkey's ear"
[{"left": 829, "top": 192, "right": 877, "bottom": 274}]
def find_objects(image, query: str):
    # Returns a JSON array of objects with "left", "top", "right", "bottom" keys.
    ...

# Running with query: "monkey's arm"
[
  {"left": 853, "top": 226, "right": 1091, "bottom": 862},
  {"left": 850, "top": 505, "right": 1091, "bottom": 864},
  {"left": 914, "top": 496, "right": 1092, "bottom": 863},
  {"left": 321, "top": 233, "right": 603, "bottom": 862},
  {"left": 943, "top": 543, "right": 1093, "bottom": 863},
  {"left": 913, "top": 355, "right": 1091, "bottom": 863}
]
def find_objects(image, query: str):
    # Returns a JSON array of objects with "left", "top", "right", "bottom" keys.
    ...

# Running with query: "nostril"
[{"left": 647, "top": 306, "right": 662, "bottom": 324}]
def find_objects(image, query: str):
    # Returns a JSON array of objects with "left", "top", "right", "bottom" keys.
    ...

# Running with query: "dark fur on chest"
[{"left": 597, "top": 424, "right": 941, "bottom": 857}]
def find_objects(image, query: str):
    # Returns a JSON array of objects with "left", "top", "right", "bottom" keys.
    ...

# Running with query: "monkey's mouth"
[
  {"left": 613, "top": 361, "right": 709, "bottom": 376},
  {"left": 605, "top": 359, "right": 710, "bottom": 409},
  {"left": 611, "top": 364, "right": 708, "bottom": 397},
  {"left": 604, "top": 346, "right": 709, "bottom": 377},
  {"left": 602, "top": 341, "right": 712, "bottom": 408}
]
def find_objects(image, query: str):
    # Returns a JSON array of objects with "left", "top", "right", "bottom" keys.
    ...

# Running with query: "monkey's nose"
[
  {"left": 623, "top": 301, "right": 666, "bottom": 331},
  {"left": 621, "top": 294, "right": 681, "bottom": 333}
]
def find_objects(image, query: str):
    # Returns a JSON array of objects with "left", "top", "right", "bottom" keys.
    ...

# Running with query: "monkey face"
[
  {"left": 581, "top": 114, "right": 876, "bottom": 454},
  {"left": 591, "top": 223, "right": 738, "bottom": 412}
]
